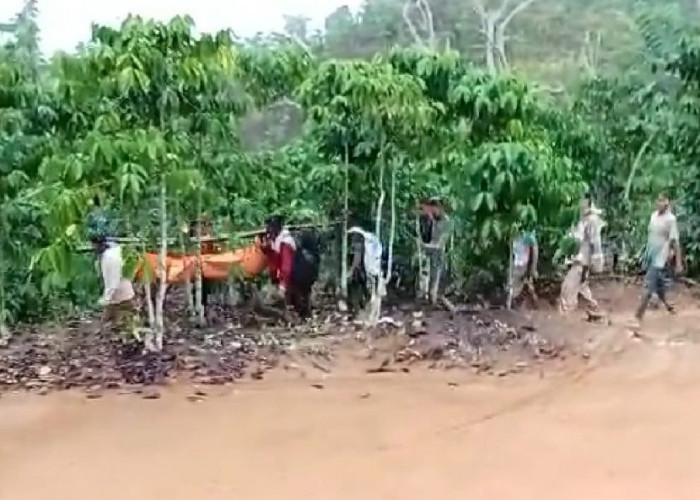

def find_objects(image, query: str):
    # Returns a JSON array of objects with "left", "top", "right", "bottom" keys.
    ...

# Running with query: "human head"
[
  {"left": 421, "top": 197, "right": 443, "bottom": 217},
  {"left": 265, "top": 214, "right": 284, "bottom": 239},
  {"left": 656, "top": 192, "right": 670, "bottom": 213},
  {"left": 419, "top": 198, "right": 432, "bottom": 216},
  {"left": 579, "top": 192, "right": 594, "bottom": 217},
  {"left": 91, "top": 236, "right": 108, "bottom": 255}
]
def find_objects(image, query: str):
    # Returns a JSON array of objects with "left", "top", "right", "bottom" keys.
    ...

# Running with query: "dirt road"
[{"left": 2, "top": 293, "right": 700, "bottom": 499}]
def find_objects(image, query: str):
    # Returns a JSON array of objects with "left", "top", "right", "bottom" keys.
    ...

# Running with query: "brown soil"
[{"left": 2, "top": 281, "right": 700, "bottom": 499}]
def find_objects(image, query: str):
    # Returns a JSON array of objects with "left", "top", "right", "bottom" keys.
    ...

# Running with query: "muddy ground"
[{"left": 2, "top": 280, "right": 700, "bottom": 499}]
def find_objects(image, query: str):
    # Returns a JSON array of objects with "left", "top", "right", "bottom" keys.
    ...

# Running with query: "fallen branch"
[
  {"left": 440, "top": 296, "right": 457, "bottom": 312},
  {"left": 366, "top": 357, "right": 396, "bottom": 373},
  {"left": 308, "top": 358, "right": 332, "bottom": 373},
  {"left": 679, "top": 276, "right": 699, "bottom": 288}
]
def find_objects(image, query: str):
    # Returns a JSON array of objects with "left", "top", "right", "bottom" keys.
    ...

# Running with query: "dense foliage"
[{"left": 2, "top": 0, "right": 700, "bottom": 336}]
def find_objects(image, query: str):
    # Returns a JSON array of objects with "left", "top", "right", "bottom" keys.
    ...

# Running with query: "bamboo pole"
[{"left": 76, "top": 220, "right": 342, "bottom": 253}]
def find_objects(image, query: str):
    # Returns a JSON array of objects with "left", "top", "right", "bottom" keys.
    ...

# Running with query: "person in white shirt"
[
  {"left": 93, "top": 237, "right": 135, "bottom": 328},
  {"left": 635, "top": 193, "right": 683, "bottom": 322}
]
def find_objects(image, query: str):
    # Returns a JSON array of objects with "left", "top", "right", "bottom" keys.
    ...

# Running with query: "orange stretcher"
[{"left": 134, "top": 241, "right": 268, "bottom": 284}]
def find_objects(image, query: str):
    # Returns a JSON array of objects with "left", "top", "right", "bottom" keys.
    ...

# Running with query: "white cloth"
[
  {"left": 348, "top": 227, "right": 382, "bottom": 277},
  {"left": 272, "top": 228, "right": 296, "bottom": 253},
  {"left": 98, "top": 244, "right": 135, "bottom": 306}
]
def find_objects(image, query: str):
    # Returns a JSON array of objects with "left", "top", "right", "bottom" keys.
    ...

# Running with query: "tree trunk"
[
  {"left": 339, "top": 143, "right": 350, "bottom": 311},
  {"left": 485, "top": 15, "right": 497, "bottom": 74},
  {"left": 375, "top": 152, "right": 386, "bottom": 238},
  {"left": 154, "top": 174, "right": 168, "bottom": 351},
  {"left": 506, "top": 236, "right": 514, "bottom": 310},
  {"left": 624, "top": 132, "right": 656, "bottom": 202},
  {"left": 473, "top": 0, "right": 537, "bottom": 73},
  {"left": 141, "top": 241, "right": 156, "bottom": 328},
  {"left": 194, "top": 191, "right": 205, "bottom": 326},
  {"left": 403, "top": 0, "right": 436, "bottom": 49},
  {"left": 178, "top": 214, "right": 194, "bottom": 315},
  {"left": 370, "top": 145, "right": 386, "bottom": 325},
  {"left": 386, "top": 163, "right": 397, "bottom": 293},
  {"left": 0, "top": 218, "right": 7, "bottom": 341},
  {"left": 415, "top": 213, "right": 425, "bottom": 298},
  {"left": 494, "top": 22, "right": 508, "bottom": 69}
]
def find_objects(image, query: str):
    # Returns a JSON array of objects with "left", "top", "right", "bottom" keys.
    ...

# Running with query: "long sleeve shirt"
[{"left": 98, "top": 244, "right": 135, "bottom": 306}]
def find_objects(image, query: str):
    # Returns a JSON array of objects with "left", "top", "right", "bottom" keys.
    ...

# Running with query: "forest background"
[{"left": 2, "top": 0, "right": 700, "bottom": 340}]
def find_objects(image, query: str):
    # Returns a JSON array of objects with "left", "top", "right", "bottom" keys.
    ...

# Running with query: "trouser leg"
[
  {"left": 512, "top": 267, "right": 526, "bottom": 301},
  {"left": 103, "top": 300, "right": 136, "bottom": 334},
  {"left": 559, "top": 264, "right": 582, "bottom": 313},
  {"left": 636, "top": 267, "right": 660, "bottom": 320},
  {"left": 418, "top": 253, "right": 430, "bottom": 298},
  {"left": 656, "top": 268, "right": 675, "bottom": 312},
  {"left": 428, "top": 252, "right": 444, "bottom": 304},
  {"left": 578, "top": 279, "right": 598, "bottom": 310}
]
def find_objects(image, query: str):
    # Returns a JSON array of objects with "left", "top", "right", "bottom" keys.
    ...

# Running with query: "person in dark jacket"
[{"left": 262, "top": 215, "right": 320, "bottom": 318}]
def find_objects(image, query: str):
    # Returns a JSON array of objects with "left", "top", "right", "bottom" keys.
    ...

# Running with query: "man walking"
[
  {"left": 635, "top": 193, "right": 683, "bottom": 322},
  {"left": 419, "top": 198, "right": 452, "bottom": 304},
  {"left": 559, "top": 194, "right": 605, "bottom": 313},
  {"left": 86, "top": 202, "right": 135, "bottom": 331}
]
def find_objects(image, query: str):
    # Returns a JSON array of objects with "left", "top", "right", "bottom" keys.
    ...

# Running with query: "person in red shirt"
[
  {"left": 261, "top": 215, "right": 321, "bottom": 318},
  {"left": 263, "top": 215, "right": 297, "bottom": 296}
]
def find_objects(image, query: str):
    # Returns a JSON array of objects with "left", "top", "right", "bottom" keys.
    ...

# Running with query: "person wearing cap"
[
  {"left": 559, "top": 194, "right": 605, "bottom": 313},
  {"left": 86, "top": 197, "right": 135, "bottom": 329},
  {"left": 634, "top": 192, "right": 683, "bottom": 323},
  {"left": 419, "top": 197, "right": 452, "bottom": 304}
]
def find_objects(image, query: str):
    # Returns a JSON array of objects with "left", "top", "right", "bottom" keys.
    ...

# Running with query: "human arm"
[{"left": 670, "top": 217, "right": 683, "bottom": 273}]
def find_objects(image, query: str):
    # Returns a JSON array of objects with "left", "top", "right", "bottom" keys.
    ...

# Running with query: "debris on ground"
[
  {"left": 0, "top": 299, "right": 576, "bottom": 395},
  {"left": 0, "top": 316, "right": 289, "bottom": 394}
]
